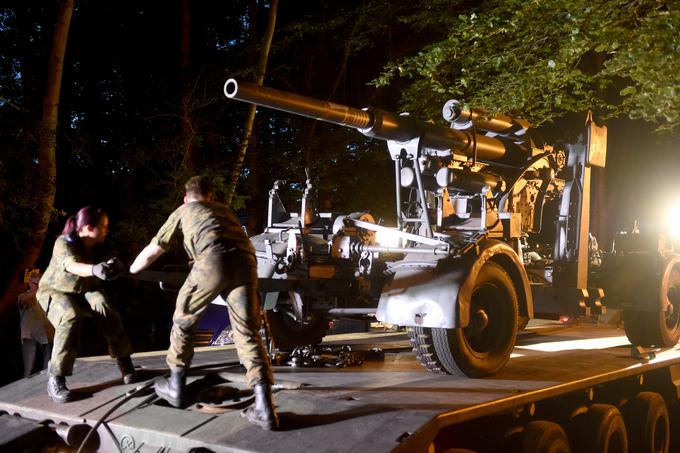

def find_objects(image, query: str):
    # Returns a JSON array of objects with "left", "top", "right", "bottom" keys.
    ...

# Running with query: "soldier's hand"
[
  {"left": 92, "top": 261, "right": 117, "bottom": 280},
  {"left": 105, "top": 257, "right": 127, "bottom": 280}
]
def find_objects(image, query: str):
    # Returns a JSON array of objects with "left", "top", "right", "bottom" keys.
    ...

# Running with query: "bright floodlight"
[{"left": 667, "top": 201, "right": 680, "bottom": 238}]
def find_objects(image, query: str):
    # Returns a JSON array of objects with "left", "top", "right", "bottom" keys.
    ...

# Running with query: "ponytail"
[
  {"left": 60, "top": 207, "right": 106, "bottom": 242},
  {"left": 61, "top": 215, "right": 78, "bottom": 242}
]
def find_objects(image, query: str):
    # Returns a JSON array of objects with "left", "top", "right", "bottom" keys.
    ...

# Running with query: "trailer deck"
[{"left": 2, "top": 321, "right": 680, "bottom": 452}]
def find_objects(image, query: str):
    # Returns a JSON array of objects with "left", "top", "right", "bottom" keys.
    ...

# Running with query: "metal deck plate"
[{"left": 2, "top": 324, "right": 680, "bottom": 452}]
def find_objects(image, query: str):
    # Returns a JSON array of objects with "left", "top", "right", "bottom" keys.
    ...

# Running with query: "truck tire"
[
  {"left": 521, "top": 421, "right": 571, "bottom": 453},
  {"left": 623, "top": 262, "right": 680, "bottom": 348},
  {"left": 570, "top": 404, "right": 627, "bottom": 453},
  {"left": 408, "top": 261, "right": 518, "bottom": 377},
  {"left": 266, "top": 308, "right": 329, "bottom": 351},
  {"left": 621, "top": 392, "right": 669, "bottom": 453},
  {"left": 668, "top": 400, "right": 680, "bottom": 453}
]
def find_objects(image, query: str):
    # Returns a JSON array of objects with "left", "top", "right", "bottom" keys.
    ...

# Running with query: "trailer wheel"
[
  {"left": 622, "top": 392, "right": 669, "bottom": 453},
  {"left": 624, "top": 264, "right": 680, "bottom": 348},
  {"left": 408, "top": 261, "right": 518, "bottom": 377},
  {"left": 668, "top": 400, "right": 680, "bottom": 453},
  {"left": 520, "top": 421, "right": 571, "bottom": 453},
  {"left": 571, "top": 404, "right": 628, "bottom": 453},
  {"left": 266, "top": 307, "right": 329, "bottom": 351}
]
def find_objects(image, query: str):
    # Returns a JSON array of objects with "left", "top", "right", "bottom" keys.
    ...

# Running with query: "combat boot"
[
  {"left": 117, "top": 356, "right": 137, "bottom": 385},
  {"left": 154, "top": 366, "right": 186, "bottom": 407},
  {"left": 47, "top": 374, "right": 73, "bottom": 403},
  {"left": 243, "top": 383, "right": 279, "bottom": 430}
]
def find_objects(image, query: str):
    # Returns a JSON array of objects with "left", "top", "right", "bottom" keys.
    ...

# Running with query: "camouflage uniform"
[
  {"left": 153, "top": 201, "right": 273, "bottom": 387},
  {"left": 37, "top": 236, "right": 133, "bottom": 376}
]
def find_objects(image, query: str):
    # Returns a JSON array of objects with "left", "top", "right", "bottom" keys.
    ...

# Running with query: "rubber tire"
[
  {"left": 408, "top": 261, "right": 518, "bottom": 377},
  {"left": 623, "top": 262, "right": 680, "bottom": 348},
  {"left": 668, "top": 399, "right": 680, "bottom": 453},
  {"left": 266, "top": 308, "right": 329, "bottom": 351},
  {"left": 622, "top": 392, "right": 669, "bottom": 453},
  {"left": 521, "top": 421, "right": 571, "bottom": 453},
  {"left": 571, "top": 404, "right": 628, "bottom": 453}
]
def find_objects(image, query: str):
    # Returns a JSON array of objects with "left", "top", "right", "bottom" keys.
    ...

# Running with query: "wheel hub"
[
  {"left": 665, "top": 286, "right": 680, "bottom": 327},
  {"left": 472, "top": 309, "right": 490, "bottom": 332}
]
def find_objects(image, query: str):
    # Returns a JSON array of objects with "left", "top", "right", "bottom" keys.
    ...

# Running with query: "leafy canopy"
[{"left": 376, "top": 0, "right": 680, "bottom": 130}]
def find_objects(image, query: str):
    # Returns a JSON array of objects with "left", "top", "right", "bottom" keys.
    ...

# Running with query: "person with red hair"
[{"left": 37, "top": 206, "right": 135, "bottom": 403}]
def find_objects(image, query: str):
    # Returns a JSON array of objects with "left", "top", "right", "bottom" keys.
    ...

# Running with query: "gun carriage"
[{"left": 224, "top": 79, "right": 680, "bottom": 377}]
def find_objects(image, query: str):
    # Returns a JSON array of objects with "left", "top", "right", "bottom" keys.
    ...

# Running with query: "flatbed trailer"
[{"left": 2, "top": 321, "right": 680, "bottom": 452}]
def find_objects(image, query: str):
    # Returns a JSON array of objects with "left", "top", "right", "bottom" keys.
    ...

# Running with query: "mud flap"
[
  {"left": 376, "top": 239, "right": 531, "bottom": 329},
  {"left": 376, "top": 256, "right": 467, "bottom": 329}
]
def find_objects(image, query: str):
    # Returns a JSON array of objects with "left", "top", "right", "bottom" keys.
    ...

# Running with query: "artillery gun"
[{"left": 224, "top": 79, "right": 680, "bottom": 377}]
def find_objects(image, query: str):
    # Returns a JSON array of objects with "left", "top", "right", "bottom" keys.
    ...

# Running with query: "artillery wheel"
[
  {"left": 266, "top": 307, "right": 329, "bottom": 351},
  {"left": 624, "top": 261, "right": 680, "bottom": 348},
  {"left": 408, "top": 261, "right": 518, "bottom": 377}
]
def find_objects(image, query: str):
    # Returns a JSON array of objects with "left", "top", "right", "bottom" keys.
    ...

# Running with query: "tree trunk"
[
  {"left": 300, "top": 20, "right": 358, "bottom": 206},
  {"left": 0, "top": 0, "right": 74, "bottom": 314},
  {"left": 225, "top": 0, "right": 278, "bottom": 206},
  {"left": 15, "top": 3, "right": 40, "bottom": 146},
  {"left": 245, "top": 0, "right": 262, "bottom": 232},
  {"left": 179, "top": 0, "right": 197, "bottom": 172}
]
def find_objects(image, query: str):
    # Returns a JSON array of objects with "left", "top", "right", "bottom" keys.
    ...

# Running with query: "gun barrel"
[
  {"left": 442, "top": 99, "right": 531, "bottom": 139},
  {"left": 224, "top": 79, "right": 372, "bottom": 129},
  {"left": 224, "top": 79, "right": 527, "bottom": 162}
]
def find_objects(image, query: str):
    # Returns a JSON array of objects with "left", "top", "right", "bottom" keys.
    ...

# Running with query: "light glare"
[
  {"left": 667, "top": 201, "right": 680, "bottom": 237},
  {"left": 375, "top": 228, "right": 401, "bottom": 247}
]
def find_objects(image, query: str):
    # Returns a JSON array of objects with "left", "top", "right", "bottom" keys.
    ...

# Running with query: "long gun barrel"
[{"left": 224, "top": 79, "right": 530, "bottom": 162}]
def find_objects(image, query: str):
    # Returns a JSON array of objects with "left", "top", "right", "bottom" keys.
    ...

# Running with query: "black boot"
[
  {"left": 154, "top": 366, "right": 186, "bottom": 407},
  {"left": 47, "top": 374, "right": 73, "bottom": 403},
  {"left": 243, "top": 383, "right": 279, "bottom": 430},
  {"left": 117, "top": 356, "right": 137, "bottom": 385}
]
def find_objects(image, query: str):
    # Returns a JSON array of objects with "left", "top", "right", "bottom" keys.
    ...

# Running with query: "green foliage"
[
  {"left": 601, "top": 2, "right": 680, "bottom": 130},
  {"left": 10, "top": 0, "right": 677, "bottom": 275},
  {"left": 376, "top": 0, "right": 680, "bottom": 130}
]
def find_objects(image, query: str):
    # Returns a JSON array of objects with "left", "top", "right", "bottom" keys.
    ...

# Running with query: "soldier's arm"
[
  {"left": 130, "top": 207, "right": 181, "bottom": 274},
  {"left": 54, "top": 237, "right": 98, "bottom": 277},
  {"left": 129, "top": 243, "right": 166, "bottom": 274},
  {"left": 65, "top": 262, "right": 99, "bottom": 277}
]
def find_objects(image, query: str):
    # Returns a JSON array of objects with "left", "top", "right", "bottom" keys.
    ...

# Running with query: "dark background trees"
[{"left": 0, "top": 0, "right": 678, "bottom": 383}]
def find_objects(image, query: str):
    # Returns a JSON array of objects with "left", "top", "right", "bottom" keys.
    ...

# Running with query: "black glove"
[
  {"left": 92, "top": 258, "right": 126, "bottom": 281},
  {"left": 92, "top": 262, "right": 115, "bottom": 280},
  {"left": 106, "top": 257, "right": 126, "bottom": 279}
]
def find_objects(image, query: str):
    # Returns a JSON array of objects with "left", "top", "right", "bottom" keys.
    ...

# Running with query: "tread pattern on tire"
[
  {"left": 407, "top": 326, "right": 451, "bottom": 375},
  {"left": 521, "top": 420, "right": 571, "bottom": 453},
  {"left": 621, "top": 259, "right": 680, "bottom": 348},
  {"left": 622, "top": 391, "right": 669, "bottom": 453},
  {"left": 571, "top": 404, "right": 628, "bottom": 453},
  {"left": 407, "top": 261, "right": 518, "bottom": 377}
]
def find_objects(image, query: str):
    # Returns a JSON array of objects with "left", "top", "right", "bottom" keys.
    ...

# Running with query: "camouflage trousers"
[
  {"left": 37, "top": 289, "right": 133, "bottom": 376},
  {"left": 168, "top": 250, "right": 273, "bottom": 387}
]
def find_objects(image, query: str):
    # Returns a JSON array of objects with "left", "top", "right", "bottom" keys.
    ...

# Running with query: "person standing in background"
[{"left": 18, "top": 269, "right": 54, "bottom": 377}]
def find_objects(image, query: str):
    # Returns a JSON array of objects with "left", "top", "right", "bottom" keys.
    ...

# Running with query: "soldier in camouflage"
[
  {"left": 37, "top": 206, "right": 136, "bottom": 403},
  {"left": 129, "top": 176, "right": 278, "bottom": 430}
]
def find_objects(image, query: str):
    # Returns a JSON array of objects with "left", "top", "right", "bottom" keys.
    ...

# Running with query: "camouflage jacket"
[
  {"left": 38, "top": 236, "right": 104, "bottom": 295},
  {"left": 152, "top": 201, "right": 254, "bottom": 261}
]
